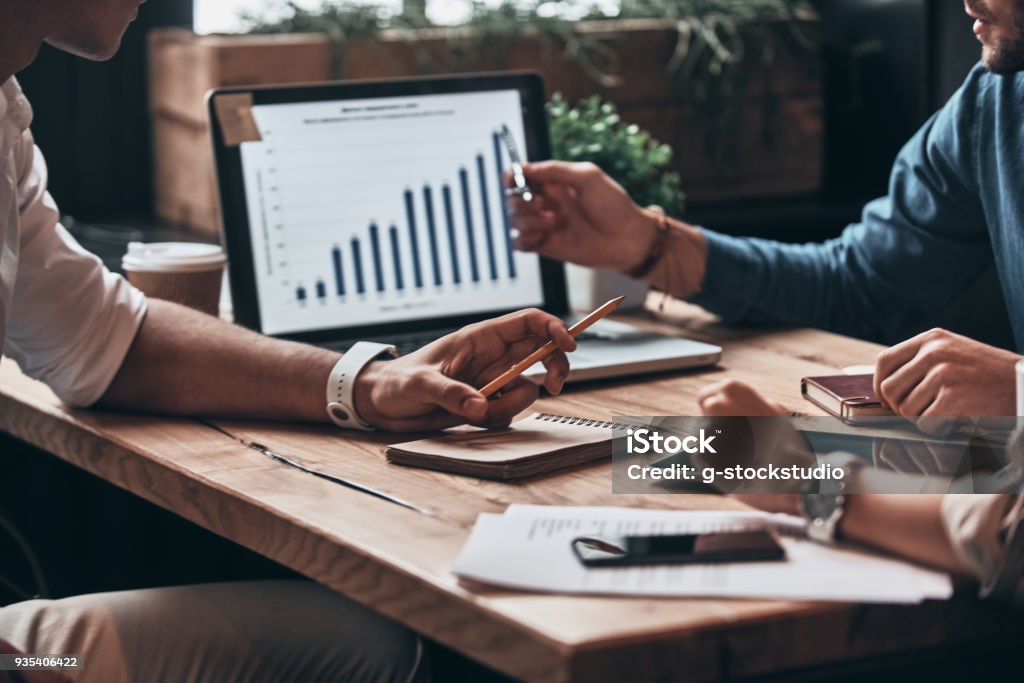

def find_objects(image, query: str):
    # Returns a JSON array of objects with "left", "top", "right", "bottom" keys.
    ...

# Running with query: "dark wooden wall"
[{"left": 16, "top": 0, "right": 192, "bottom": 222}]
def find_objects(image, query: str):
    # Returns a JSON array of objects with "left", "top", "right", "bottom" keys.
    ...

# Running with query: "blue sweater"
[{"left": 691, "top": 65, "right": 1024, "bottom": 351}]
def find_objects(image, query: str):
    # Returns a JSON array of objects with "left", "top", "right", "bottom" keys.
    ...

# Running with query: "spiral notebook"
[{"left": 385, "top": 413, "right": 618, "bottom": 481}]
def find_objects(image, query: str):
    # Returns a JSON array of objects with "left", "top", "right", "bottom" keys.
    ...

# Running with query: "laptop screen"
[{"left": 235, "top": 89, "right": 546, "bottom": 336}]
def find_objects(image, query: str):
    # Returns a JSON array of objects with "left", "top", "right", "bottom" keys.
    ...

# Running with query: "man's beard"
[
  {"left": 985, "top": 32, "right": 1024, "bottom": 73},
  {"left": 982, "top": 1, "right": 1024, "bottom": 74}
]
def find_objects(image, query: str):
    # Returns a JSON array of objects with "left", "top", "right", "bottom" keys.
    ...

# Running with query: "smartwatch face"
[{"left": 802, "top": 493, "right": 844, "bottom": 520}]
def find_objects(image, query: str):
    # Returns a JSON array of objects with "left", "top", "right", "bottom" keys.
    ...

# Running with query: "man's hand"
[
  {"left": 508, "top": 161, "right": 662, "bottom": 272},
  {"left": 874, "top": 328, "right": 1021, "bottom": 433},
  {"left": 353, "top": 309, "right": 575, "bottom": 432},
  {"left": 696, "top": 380, "right": 811, "bottom": 499},
  {"left": 697, "top": 379, "right": 789, "bottom": 417}
]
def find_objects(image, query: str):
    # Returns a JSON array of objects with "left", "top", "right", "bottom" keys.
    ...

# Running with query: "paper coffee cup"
[
  {"left": 122, "top": 242, "right": 226, "bottom": 316},
  {"left": 1017, "top": 360, "right": 1024, "bottom": 417}
]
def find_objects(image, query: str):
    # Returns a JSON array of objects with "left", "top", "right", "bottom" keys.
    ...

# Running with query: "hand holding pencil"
[
  {"left": 480, "top": 296, "right": 624, "bottom": 397},
  {"left": 352, "top": 300, "right": 620, "bottom": 431},
  {"left": 353, "top": 308, "right": 576, "bottom": 431}
]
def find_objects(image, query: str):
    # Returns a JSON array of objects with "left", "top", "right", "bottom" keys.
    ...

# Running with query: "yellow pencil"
[{"left": 480, "top": 296, "right": 625, "bottom": 398}]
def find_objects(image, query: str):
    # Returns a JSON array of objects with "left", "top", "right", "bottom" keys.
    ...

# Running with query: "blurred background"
[
  {"left": 19, "top": 0, "right": 1005, "bottom": 347},
  {"left": 20, "top": 0, "right": 981, "bottom": 241}
]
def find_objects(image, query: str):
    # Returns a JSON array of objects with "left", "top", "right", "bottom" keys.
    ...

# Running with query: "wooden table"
[{"left": 0, "top": 305, "right": 1014, "bottom": 682}]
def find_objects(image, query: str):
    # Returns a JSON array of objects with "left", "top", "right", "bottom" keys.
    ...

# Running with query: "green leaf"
[{"left": 549, "top": 93, "right": 686, "bottom": 216}]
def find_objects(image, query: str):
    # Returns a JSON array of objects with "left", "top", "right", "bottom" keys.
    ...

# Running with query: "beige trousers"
[{"left": 0, "top": 581, "right": 426, "bottom": 683}]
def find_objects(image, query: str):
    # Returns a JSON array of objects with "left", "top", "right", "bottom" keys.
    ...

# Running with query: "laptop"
[{"left": 207, "top": 73, "right": 720, "bottom": 385}]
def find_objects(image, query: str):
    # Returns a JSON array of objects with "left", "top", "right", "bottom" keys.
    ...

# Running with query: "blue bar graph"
[
  {"left": 304, "top": 129, "right": 531, "bottom": 304},
  {"left": 332, "top": 245, "right": 345, "bottom": 297},
  {"left": 423, "top": 186, "right": 443, "bottom": 286},
  {"left": 351, "top": 237, "right": 366, "bottom": 295},
  {"left": 476, "top": 154, "right": 499, "bottom": 280},
  {"left": 369, "top": 223, "right": 385, "bottom": 293},
  {"left": 389, "top": 225, "right": 404, "bottom": 291},
  {"left": 404, "top": 189, "right": 424, "bottom": 289},
  {"left": 458, "top": 170, "right": 481, "bottom": 283},
  {"left": 492, "top": 132, "right": 518, "bottom": 279},
  {"left": 441, "top": 185, "right": 461, "bottom": 285}
]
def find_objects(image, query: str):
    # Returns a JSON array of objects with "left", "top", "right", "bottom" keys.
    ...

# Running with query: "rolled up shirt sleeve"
[
  {"left": 4, "top": 133, "right": 147, "bottom": 407},
  {"left": 941, "top": 492, "right": 1024, "bottom": 600}
]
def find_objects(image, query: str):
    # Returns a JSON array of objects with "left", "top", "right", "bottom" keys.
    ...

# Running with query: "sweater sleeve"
[{"left": 689, "top": 66, "right": 992, "bottom": 344}]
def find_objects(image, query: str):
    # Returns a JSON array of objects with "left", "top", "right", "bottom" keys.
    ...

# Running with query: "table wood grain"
[{"left": 0, "top": 306, "right": 1015, "bottom": 682}]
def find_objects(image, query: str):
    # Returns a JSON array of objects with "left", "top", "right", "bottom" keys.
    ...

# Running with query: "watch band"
[
  {"left": 802, "top": 493, "right": 846, "bottom": 544},
  {"left": 326, "top": 342, "right": 398, "bottom": 431},
  {"left": 800, "top": 453, "right": 864, "bottom": 544}
]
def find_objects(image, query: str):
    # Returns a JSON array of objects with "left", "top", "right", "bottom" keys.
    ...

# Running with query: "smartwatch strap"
[{"left": 326, "top": 342, "right": 398, "bottom": 431}]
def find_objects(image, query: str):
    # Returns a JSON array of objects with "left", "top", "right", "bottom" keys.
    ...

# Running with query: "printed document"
[{"left": 453, "top": 505, "right": 952, "bottom": 604}]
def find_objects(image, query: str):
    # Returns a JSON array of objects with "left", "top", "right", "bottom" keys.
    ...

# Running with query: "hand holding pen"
[{"left": 500, "top": 124, "right": 535, "bottom": 203}]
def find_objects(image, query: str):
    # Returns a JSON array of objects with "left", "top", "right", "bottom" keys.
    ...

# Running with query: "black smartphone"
[{"left": 571, "top": 530, "right": 786, "bottom": 567}]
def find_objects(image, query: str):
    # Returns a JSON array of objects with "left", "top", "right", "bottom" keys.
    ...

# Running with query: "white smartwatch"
[{"left": 326, "top": 342, "right": 398, "bottom": 431}]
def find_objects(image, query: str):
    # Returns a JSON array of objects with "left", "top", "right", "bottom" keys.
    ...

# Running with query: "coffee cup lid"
[{"left": 122, "top": 242, "right": 226, "bottom": 273}]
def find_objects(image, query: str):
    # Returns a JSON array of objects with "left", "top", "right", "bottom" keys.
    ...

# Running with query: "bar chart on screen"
[{"left": 239, "top": 90, "right": 545, "bottom": 335}]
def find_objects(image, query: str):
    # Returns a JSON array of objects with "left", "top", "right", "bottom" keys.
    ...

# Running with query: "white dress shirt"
[{"left": 0, "top": 77, "right": 146, "bottom": 406}]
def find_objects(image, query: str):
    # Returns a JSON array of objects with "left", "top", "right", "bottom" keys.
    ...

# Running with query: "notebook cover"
[
  {"left": 385, "top": 413, "right": 614, "bottom": 481},
  {"left": 801, "top": 374, "right": 894, "bottom": 420}
]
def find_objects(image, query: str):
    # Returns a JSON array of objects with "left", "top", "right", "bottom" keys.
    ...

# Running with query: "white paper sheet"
[{"left": 453, "top": 506, "right": 952, "bottom": 604}]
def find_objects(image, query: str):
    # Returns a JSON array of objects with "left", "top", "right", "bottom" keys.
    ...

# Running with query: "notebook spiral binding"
[{"left": 535, "top": 413, "right": 634, "bottom": 431}]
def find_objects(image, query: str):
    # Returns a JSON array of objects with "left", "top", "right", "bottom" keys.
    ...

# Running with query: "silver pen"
[{"left": 499, "top": 124, "right": 534, "bottom": 203}]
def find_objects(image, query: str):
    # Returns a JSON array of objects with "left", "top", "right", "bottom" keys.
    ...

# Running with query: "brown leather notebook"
[
  {"left": 801, "top": 374, "right": 895, "bottom": 422},
  {"left": 386, "top": 413, "right": 614, "bottom": 481}
]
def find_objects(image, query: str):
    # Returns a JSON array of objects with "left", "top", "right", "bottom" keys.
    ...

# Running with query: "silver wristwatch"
[
  {"left": 799, "top": 453, "right": 863, "bottom": 544},
  {"left": 799, "top": 493, "right": 846, "bottom": 544}
]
